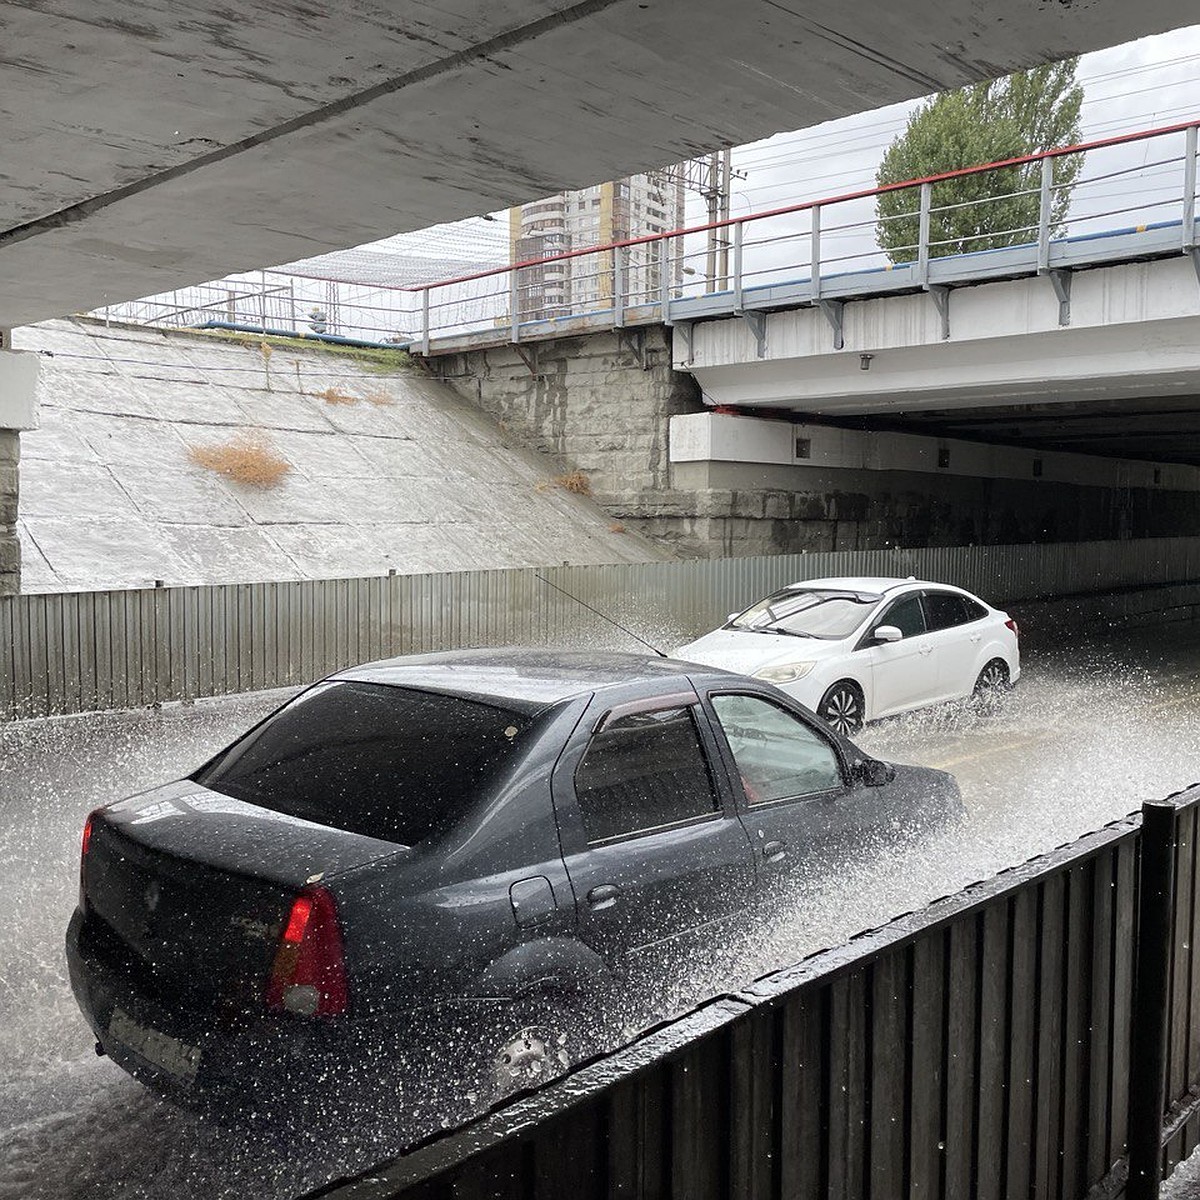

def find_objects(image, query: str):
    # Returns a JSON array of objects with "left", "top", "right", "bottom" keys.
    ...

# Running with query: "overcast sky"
[{"left": 370, "top": 22, "right": 1200, "bottom": 279}]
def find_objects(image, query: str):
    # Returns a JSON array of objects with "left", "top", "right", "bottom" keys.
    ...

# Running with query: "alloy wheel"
[{"left": 821, "top": 684, "right": 863, "bottom": 736}]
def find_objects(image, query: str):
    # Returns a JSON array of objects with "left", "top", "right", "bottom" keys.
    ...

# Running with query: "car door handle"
[
  {"left": 919, "top": 644, "right": 933, "bottom": 656},
  {"left": 587, "top": 884, "right": 620, "bottom": 910},
  {"left": 762, "top": 840, "right": 787, "bottom": 863},
  {"left": 970, "top": 633, "right": 982, "bottom": 643}
]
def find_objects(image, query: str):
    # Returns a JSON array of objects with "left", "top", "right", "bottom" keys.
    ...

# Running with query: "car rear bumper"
[{"left": 66, "top": 907, "right": 381, "bottom": 1104}]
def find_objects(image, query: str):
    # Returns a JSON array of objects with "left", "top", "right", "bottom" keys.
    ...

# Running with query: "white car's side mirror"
[
  {"left": 727, "top": 612, "right": 741, "bottom": 623},
  {"left": 874, "top": 625, "right": 903, "bottom": 643}
]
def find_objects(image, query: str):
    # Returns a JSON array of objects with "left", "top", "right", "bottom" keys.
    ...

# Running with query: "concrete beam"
[
  {"left": 0, "top": 0, "right": 1194, "bottom": 327},
  {"left": 683, "top": 257, "right": 1200, "bottom": 417}
]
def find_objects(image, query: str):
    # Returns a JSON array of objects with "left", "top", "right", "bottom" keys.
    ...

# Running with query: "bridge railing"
[
  {"left": 89, "top": 122, "right": 1200, "bottom": 352},
  {"left": 406, "top": 119, "right": 1200, "bottom": 353}
]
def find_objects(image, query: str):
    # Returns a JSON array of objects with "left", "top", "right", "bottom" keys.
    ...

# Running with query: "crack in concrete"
[{"left": 0, "top": 0, "right": 632, "bottom": 251}]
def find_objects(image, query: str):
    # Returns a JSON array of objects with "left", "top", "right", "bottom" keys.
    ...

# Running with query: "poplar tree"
[{"left": 875, "top": 61, "right": 1084, "bottom": 263}]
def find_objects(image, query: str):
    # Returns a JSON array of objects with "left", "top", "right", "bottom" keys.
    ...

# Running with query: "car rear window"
[{"left": 194, "top": 681, "right": 542, "bottom": 846}]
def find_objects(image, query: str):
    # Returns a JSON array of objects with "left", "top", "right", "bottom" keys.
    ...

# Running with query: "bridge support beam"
[{"left": 0, "top": 332, "right": 40, "bottom": 596}]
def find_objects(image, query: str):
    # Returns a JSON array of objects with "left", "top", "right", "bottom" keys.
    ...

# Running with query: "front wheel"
[
  {"left": 971, "top": 659, "right": 1011, "bottom": 715},
  {"left": 818, "top": 681, "right": 865, "bottom": 736}
]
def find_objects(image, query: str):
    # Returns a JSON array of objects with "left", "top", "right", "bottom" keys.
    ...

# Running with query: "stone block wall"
[
  {"left": 0, "top": 430, "right": 18, "bottom": 594},
  {"left": 431, "top": 326, "right": 1200, "bottom": 558},
  {"left": 431, "top": 327, "right": 703, "bottom": 502}
]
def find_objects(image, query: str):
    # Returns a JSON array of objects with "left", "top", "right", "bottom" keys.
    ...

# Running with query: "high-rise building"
[{"left": 508, "top": 168, "right": 687, "bottom": 322}]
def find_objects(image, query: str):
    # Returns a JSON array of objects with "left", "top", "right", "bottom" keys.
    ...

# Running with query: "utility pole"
[{"left": 701, "top": 149, "right": 734, "bottom": 293}]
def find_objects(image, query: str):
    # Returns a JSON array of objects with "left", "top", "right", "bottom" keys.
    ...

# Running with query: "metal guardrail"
[
  {"left": 402, "top": 119, "right": 1200, "bottom": 355},
  {"left": 304, "top": 785, "right": 1200, "bottom": 1200},
  {"left": 90, "top": 122, "right": 1200, "bottom": 354},
  {"left": 3, "top": 536, "right": 1200, "bottom": 722}
]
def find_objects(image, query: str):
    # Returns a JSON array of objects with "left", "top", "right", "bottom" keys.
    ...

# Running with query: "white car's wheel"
[
  {"left": 971, "top": 659, "right": 1011, "bottom": 715},
  {"left": 818, "top": 681, "right": 865, "bottom": 736}
]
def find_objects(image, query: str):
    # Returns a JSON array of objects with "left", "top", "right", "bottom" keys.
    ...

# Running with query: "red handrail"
[{"left": 406, "top": 117, "right": 1200, "bottom": 293}]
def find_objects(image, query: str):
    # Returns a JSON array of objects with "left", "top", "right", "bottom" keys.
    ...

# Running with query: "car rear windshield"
[
  {"left": 194, "top": 680, "right": 543, "bottom": 846},
  {"left": 728, "top": 588, "right": 881, "bottom": 640}
]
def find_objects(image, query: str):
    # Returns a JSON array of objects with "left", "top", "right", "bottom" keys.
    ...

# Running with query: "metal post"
[
  {"left": 613, "top": 244, "right": 626, "bottom": 328},
  {"left": 1127, "top": 798, "right": 1178, "bottom": 1200},
  {"left": 260, "top": 269, "right": 268, "bottom": 333},
  {"left": 811, "top": 205, "right": 822, "bottom": 301},
  {"left": 421, "top": 288, "right": 431, "bottom": 356},
  {"left": 510, "top": 268, "right": 520, "bottom": 344},
  {"left": 732, "top": 221, "right": 745, "bottom": 313},
  {"left": 1037, "top": 156, "right": 1054, "bottom": 273},
  {"left": 1183, "top": 125, "right": 1197, "bottom": 251},
  {"left": 917, "top": 182, "right": 932, "bottom": 283},
  {"left": 660, "top": 236, "right": 673, "bottom": 326}
]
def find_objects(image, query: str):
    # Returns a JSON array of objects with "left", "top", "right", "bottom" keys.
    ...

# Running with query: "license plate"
[{"left": 108, "top": 1007, "right": 202, "bottom": 1080}]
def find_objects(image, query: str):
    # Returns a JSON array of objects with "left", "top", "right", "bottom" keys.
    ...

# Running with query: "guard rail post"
[{"left": 1127, "top": 797, "right": 1178, "bottom": 1199}]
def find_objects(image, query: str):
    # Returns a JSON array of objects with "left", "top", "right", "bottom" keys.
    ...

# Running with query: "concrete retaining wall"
[
  {"left": 433, "top": 325, "right": 1200, "bottom": 558},
  {"left": 0, "top": 431, "right": 17, "bottom": 596}
]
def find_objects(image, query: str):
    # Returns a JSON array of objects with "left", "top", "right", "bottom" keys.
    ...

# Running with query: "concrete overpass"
[{"left": 0, "top": 0, "right": 1196, "bottom": 330}]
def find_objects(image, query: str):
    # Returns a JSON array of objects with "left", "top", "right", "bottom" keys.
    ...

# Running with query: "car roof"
[
  {"left": 782, "top": 576, "right": 920, "bottom": 595},
  {"left": 335, "top": 648, "right": 739, "bottom": 707}
]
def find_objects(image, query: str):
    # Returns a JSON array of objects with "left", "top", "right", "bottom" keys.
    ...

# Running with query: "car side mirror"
[
  {"left": 857, "top": 759, "right": 895, "bottom": 787},
  {"left": 874, "top": 624, "right": 903, "bottom": 643},
  {"left": 727, "top": 612, "right": 741, "bottom": 623}
]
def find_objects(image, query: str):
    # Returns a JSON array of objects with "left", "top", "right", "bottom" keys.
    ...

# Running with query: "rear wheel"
[
  {"left": 971, "top": 659, "right": 1010, "bottom": 715},
  {"left": 818, "top": 681, "right": 865, "bottom": 736}
]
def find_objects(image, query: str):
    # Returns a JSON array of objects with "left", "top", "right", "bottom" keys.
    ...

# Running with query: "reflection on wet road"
[{"left": 2, "top": 622, "right": 1199, "bottom": 1199}]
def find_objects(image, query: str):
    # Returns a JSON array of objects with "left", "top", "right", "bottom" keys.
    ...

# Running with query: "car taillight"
[
  {"left": 1005, "top": 618, "right": 1019, "bottom": 640},
  {"left": 265, "top": 886, "right": 348, "bottom": 1017},
  {"left": 79, "top": 809, "right": 99, "bottom": 907}
]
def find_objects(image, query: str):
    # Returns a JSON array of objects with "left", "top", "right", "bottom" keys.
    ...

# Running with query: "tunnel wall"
[
  {"left": 429, "top": 327, "right": 1200, "bottom": 558},
  {"left": 4, "top": 536, "right": 1200, "bottom": 722}
]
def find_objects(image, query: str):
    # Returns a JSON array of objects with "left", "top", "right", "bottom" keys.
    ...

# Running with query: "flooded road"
[{"left": 2, "top": 620, "right": 1198, "bottom": 1199}]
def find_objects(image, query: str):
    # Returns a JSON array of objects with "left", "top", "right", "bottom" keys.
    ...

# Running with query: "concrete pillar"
[{"left": 0, "top": 330, "right": 40, "bottom": 595}]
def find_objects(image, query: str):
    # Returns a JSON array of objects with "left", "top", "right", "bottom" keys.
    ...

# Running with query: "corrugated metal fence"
[
  {"left": 3, "top": 536, "right": 1200, "bottom": 721},
  {"left": 307, "top": 786, "right": 1200, "bottom": 1200}
]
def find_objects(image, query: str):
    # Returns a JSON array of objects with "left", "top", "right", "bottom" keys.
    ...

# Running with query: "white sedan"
[{"left": 675, "top": 576, "right": 1020, "bottom": 736}]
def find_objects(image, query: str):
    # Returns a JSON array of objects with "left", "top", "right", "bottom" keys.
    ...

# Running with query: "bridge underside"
[
  {"left": 0, "top": 0, "right": 1195, "bottom": 328},
  {"left": 683, "top": 255, "right": 1200, "bottom": 468}
]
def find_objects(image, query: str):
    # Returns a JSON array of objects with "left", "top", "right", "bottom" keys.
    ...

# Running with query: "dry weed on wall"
[{"left": 189, "top": 435, "right": 291, "bottom": 487}]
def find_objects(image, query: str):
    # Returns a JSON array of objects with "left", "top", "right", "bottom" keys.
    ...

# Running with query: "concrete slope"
[{"left": 14, "top": 320, "right": 668, "bottom": 592}]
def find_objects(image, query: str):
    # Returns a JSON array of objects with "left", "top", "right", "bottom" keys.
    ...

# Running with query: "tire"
[
  {"left": 818, "top": 681, "right": 865, "bottom": 736},
  {"left": 971, "top": 659, "right": 1010, "bottom": 715}
]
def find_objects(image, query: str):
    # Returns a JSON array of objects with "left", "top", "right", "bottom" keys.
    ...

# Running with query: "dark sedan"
[{"left": 66, "top": 649, "right": 961, "bottom": 1100}]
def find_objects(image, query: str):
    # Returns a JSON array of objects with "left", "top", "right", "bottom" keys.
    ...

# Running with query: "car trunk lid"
[{"left": 82, "top": 781, "right": 400, "bottom": 1008}]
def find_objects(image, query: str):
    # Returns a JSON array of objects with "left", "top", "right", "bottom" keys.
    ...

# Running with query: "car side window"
[
  {"left": 922, "top": 591, "right": 971, "bottom": 632},
  {"left": 574, "top": 706, "right": 720, "bottom": 845},
  {"left": 881, "top": 595, "right": 925, "bottom": 638},
  {"left": 710, "top": 694, "right": 843, "bottom": 805}
]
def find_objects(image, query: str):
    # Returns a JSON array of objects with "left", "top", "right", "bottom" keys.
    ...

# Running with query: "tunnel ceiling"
[
  {"left": 0, "top": 0, "right": 1196, "bottom": 328},
  {"left": 839, "top": 395, "right": 1200, "bottom": 467}
]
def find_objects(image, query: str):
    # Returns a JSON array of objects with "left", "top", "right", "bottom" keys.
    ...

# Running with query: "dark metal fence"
[
  {"left": 4, "top": 536, "right": 1200, "bottom": 721},
  {"left": 307, "top": 786, "right": 1200, "bottom": 1200}
]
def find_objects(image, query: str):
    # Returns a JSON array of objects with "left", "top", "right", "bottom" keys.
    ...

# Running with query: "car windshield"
[
  {"left": 193, "top": 680, "right": 545, "bottom": 846},
  {"left": 727, "top": 588, "right": 881, "bottom": 640}
]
